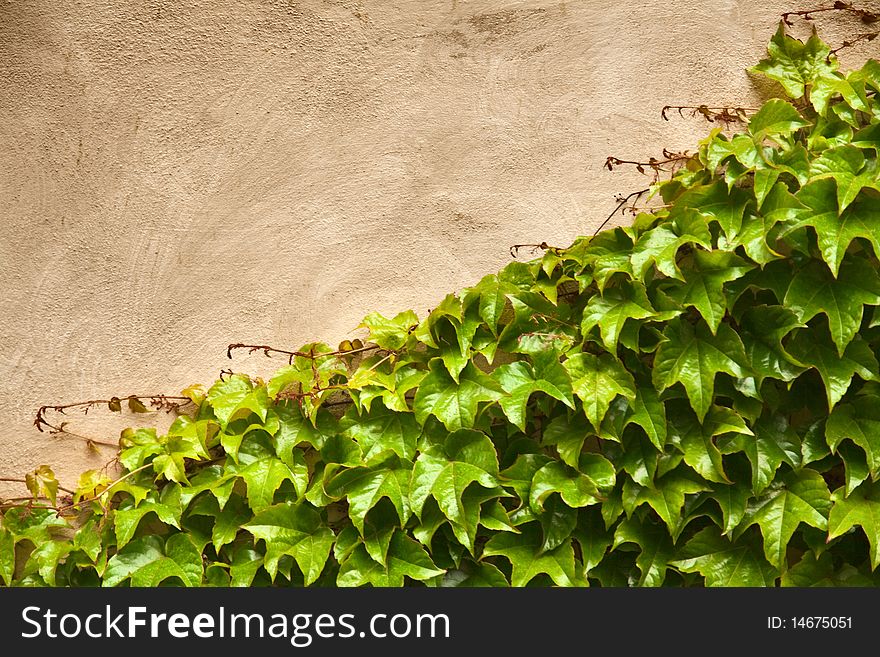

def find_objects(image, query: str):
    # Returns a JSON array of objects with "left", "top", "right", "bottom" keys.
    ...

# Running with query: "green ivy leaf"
[
  {"left": 738, "top": 305, "right": 806, "bottom": 384},
  {"left": 626, "top": 386, "right": 667, "bottom": 451},
  {"left": 103, "top": 534, "right": 203, "bottom": 587},
  {"left": 229, "top": 545, "right": 264, "bottom": 587},
  {"left": 359, "top": 310, "right": 419, "bottom": 351},
  {"left": 782, "top": 550, "right": 871, "bottom": 586},
  {"left": 809, "top": 144, "right": 880, "bottom": 213},
  {"left": 652, "top": 318, "right": 748, "bottom": 421},
  {"left": 740, "top": 415, "right": 800, "bottom": 496},
  {"left": 209, "top": 494, "right": 251, "bottom": 551},
  {"left": 676, "top": 181, "right": 752, "bottom": 239},
  {"left": 579, "top": 228, "right": 635, "bottom": 290},
  {"left": 748, "top": 99, "right": 810, "bottom": 139},
  {"left": 492, "top": 360, "right": 574, "bottom": 432},
  {"left": 440, "top": 561, "right": 509, "bottom": 587},
  {"left": 114, "top": 489, "right": 183, "bottom": 549},
  {"left": 622, "top": 470, "right": 709, "bottom": 536},
  {"left": 529, "top": 458, "right": 614, "bottom": 512},
  {"left": 751, "top": 23, "right": 837, "bottom": 101},
  {"left": 243, "top": 502, "right": 334, "bottom": 584},
  {"left": 671, "top": 526, "right": 777, "bottom": 586},
  {"left": 564, "top": 353, "right": 636, "bottom": 429},
  {"left": 670, "top": 405, "right": 752, "bottom": 484},
  {"left": 736, "top": 469, "right": 830, "bottom": 569},
  {"left": 784, "top": 178, "right": 880, "bottom": 276},
  {"left": 786, "top": 326, "right": 879, "bottom": 409},
  {"left": 274, "top": 402, "right": 331, "bottom": 463},
  {"left": 326, "top": 463, "right": 411, "bottom": 534},
  {"left": 337, "top": 531, "right": 443, "bottom": 587},
  {"left": 631, "top": 211, "right": 712, "bottom": 279},
  {"left": 465, "top": 272, "right": 521, "bottom": 334},
  {"left": 228, "top": 456, "right": 308, "bottom": 513},
  {"left": 581, "top": 282, "right": 675, "bottom": 350},
  {"left": 340, "top": 400, "right": 420, "bottom": 463},
  {"left": 667, "top": 250, "right": 753, "bottom": 333},
  {"left": 826, "top": 396, "right": 880, "bottom": 477},
  {"left": 827, "top": 481, "right": 880, "bottom": 569},
  {"left": 413, "top": 360, "right": 504, "bottom": 431},
  {"left": 712, "top": 480, "right": 752, "bottom": 536},
  {"left": 837, "top": 442, "right": 870, "bottom": 497},
  {"left": 23, "top": 540, "right": 71, "bottom": 586},
  {"left": 482, "top": 523, "right": 584, "bottom": 586},
  {"left": 207, "top": 375, "right": 269, "bottom": 426},
  {"left": 0, "top": 529, "right": 14, "bottom": 586},
  {"left": 613, "top": 516, "right": 673, "bottom": 587}
]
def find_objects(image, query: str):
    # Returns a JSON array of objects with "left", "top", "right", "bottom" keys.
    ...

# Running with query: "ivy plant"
[{"left": 4, "top": 21, "right": 880, "bottom": 587}]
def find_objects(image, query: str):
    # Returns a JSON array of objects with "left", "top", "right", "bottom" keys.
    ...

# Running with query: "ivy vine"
[{"left": 4, "top": 15, "right": 880, "bottom": 587}]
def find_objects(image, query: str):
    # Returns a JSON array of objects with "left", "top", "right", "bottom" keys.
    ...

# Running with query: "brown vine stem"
[
  {"left": 592, "top": 188, "right": 651, "bottom": 236},
  {"left": 227, "top": 342, "right": 382, "bottom": 364},
  {"left": 604, "top": 151, "right": 692, "bottom": 175},
  {"left": 0, "top": 477, "right": 75, "bottom": 495},
  {"left": 829, "top": 31, "right": 878, "bottom": 57},
  {"left": 509, "top": 242, "right": 564, "bottom": 258},
  {"left": 34, "top": 395, "right": 192, "bottom": 433},
  {"left": 782, "top": 1, "right": 879, "bottom": 26},
  {"left": 661, "top": 105, "right": 757, "bottom": 124}
]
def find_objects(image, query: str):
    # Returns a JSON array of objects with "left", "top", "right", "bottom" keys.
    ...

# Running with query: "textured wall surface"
[{"left": 0, "top": 0, "right": 869, "bottom": 494}]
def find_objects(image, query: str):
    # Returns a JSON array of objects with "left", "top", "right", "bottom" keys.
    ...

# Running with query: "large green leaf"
[
  {"left": 670, "top": 405, "right": 753, "bottom": 484},
  {"left": 564, "top": 353, "right": 636, "bottom": 429},
  {"left": 464, "top": 270, "right": 528, "bottom": 333},
  {"left": 492, "top": 360, "right": 574, "bottom": 432},
  {"left": 675, "top": 181, "right": 752, "bottom": 239},
  {"left": 228, "top": 456, "right": 308, "bottom": 513},
  {"left": 482, "top": 523, "right": 584, "bottom": 586},
  {"left": 736, "top": 469, "right": 830, "bottom": 569},
  {"left": 783, "top": 178, "right": 880, "bottom": 276},
  {"left": 748, "top": 98, "right": 810, "bottom": 139},
  {"left": 671, "top": 526, "right": 777, "bottom": 586},
  {"left": 739, "top": 415, "right": 800, "bottom": 496},
  {"left": 751, "top": 23, "right": 837, "bottom": 101},
  {"left": 529, "top": 457, "right": 615, "bottom": 511},
  {"left": 631, "top": 211, "right": 712, "bottom": 279},
  {"left": 206, "top": 375, "right": 269, "bottom": 426},
  {"left": 784, "top": 257, "right": 880, "bottom": 356},
  {"left": 409, "top": 431, "right": 501, "bottom": 548},
  {"left": 612, "top": 516, "right": 673, "bottom": 587},
  {"left": 337, "top": 531, "right": 443, "bottom": 587},
  {"left": 340, "top": 400, "right": 420, "bottom": 462},
  {"left": 580, "top": 228, "right": 635, "bottom": 290},
  {"left": 103, "top": 534, "right": 203, "bottom": 587},
  {"left": 786, "top": 327, "right": 879, "bottom": 409},
  {"left": 243, "top": 502, "right": 334, "bottom": 584},
  {"left": 809, "top": 144, "right": 880, "bottom": 212},
  {"left": 627, "top": 385, "right": 667, "bottom": 451},
  {"left": 581, "top": 282, "right": 675, "bottom": 350},
  {"left": 114, "top": 490, "right": 182, "bottom": 549},
  {"left": 326, "top": 464, "right": 411, "bottom": 534},
  {"left": 359, "top": 310, "right": 419, "bottom": 351},
  {"left": 667, "top": 250, "right": 753, "bottom": 333},
  {"left": 827, "top": 481, "right": 880, "bottom": 569},
  {"left": 738, "top": 305, "right": 805, "bottom": 384},
  {"left": 413, "top": 360, "right": 504, "bottom": 431},
  {"left": 622, "top": 471, "right": 709, "bottom": 536},
  {"left": 652, "top": 318, "right": 748, "bottom": 421},
  {"left": 826, "top": 396, "right": 880, "bottom": 476}
]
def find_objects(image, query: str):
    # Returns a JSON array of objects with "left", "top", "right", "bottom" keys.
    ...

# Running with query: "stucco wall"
[{"left": 0, "top": 0, "right": 869, "bottom": 495}]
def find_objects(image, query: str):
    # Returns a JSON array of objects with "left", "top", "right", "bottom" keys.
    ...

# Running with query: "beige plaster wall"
[{"left": 0, "top": 0, "right": 871, "bottom": 495}]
